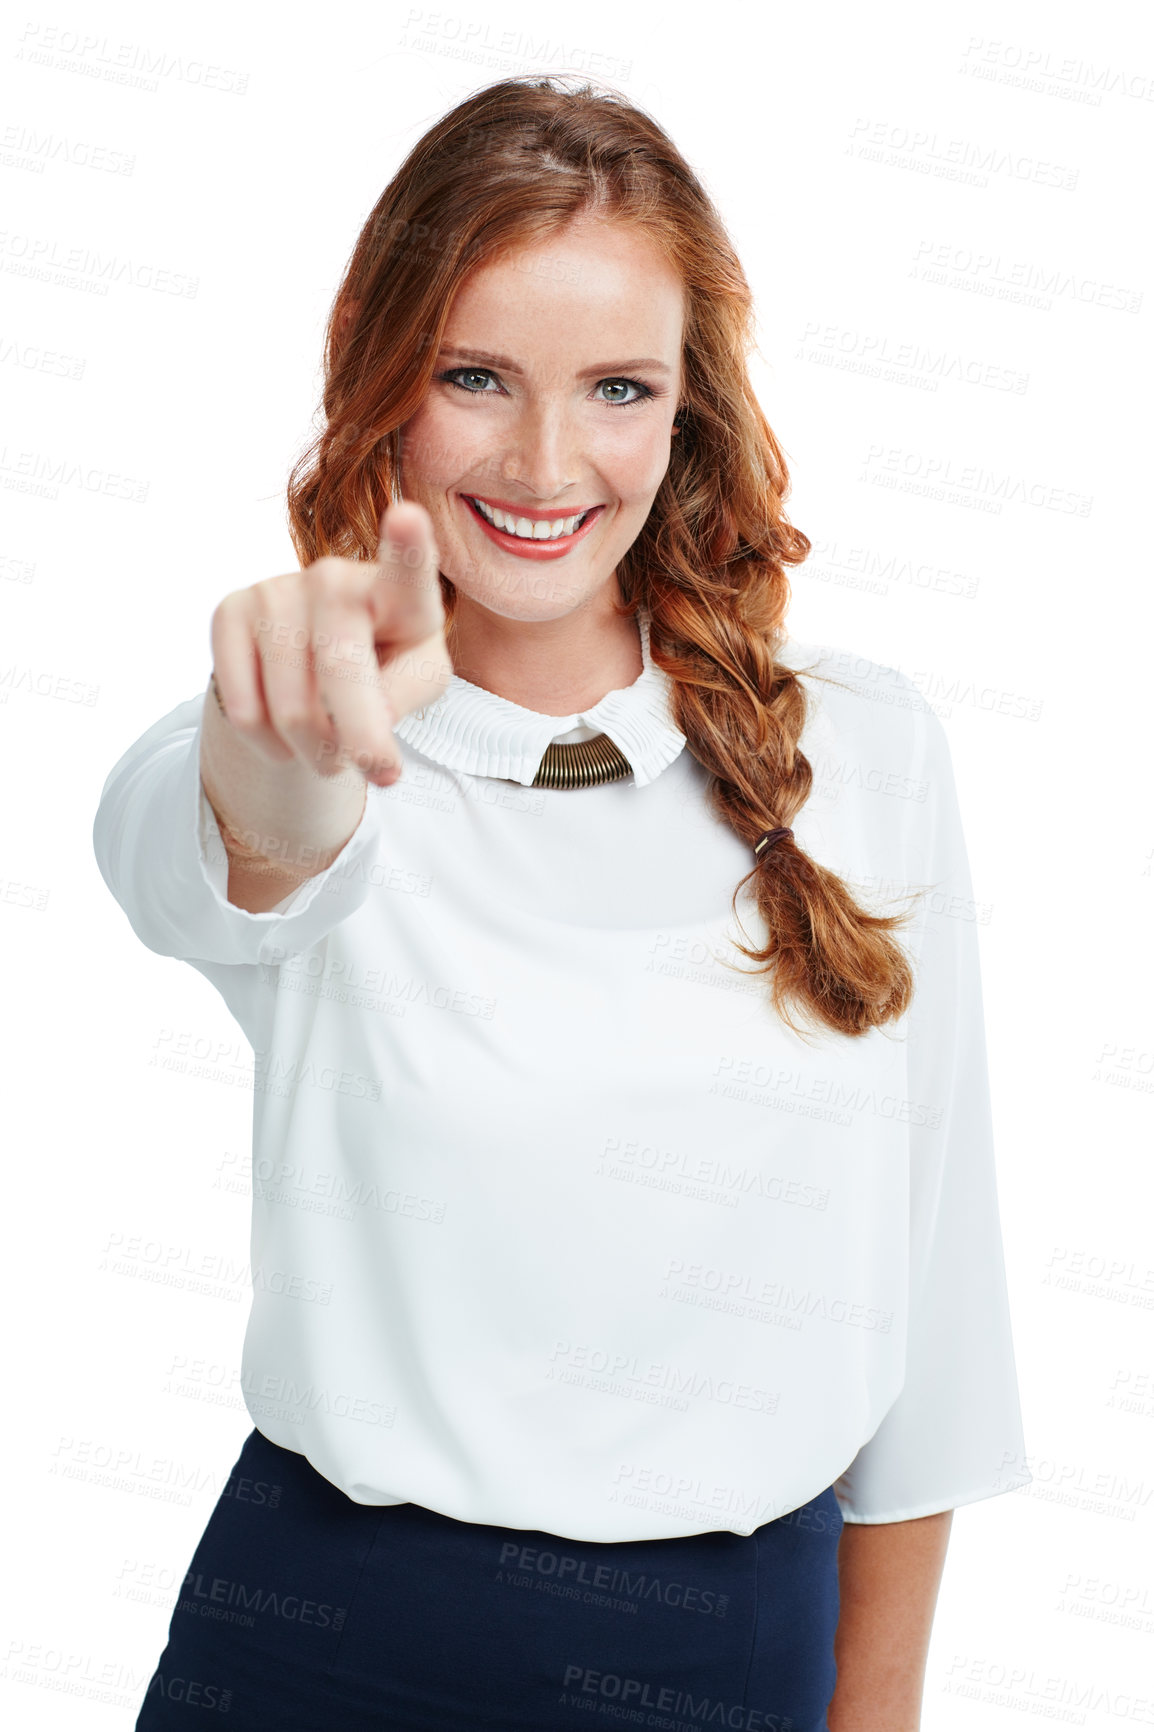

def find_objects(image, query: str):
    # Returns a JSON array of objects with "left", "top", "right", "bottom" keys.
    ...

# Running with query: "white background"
[{"left": 3, "top": 0, "right": 1152, "bottom": 1724}]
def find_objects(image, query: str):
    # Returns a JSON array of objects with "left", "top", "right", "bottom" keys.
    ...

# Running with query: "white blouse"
[{"left": 92, "top": 610, "right": 1032, "bottom": 1541}]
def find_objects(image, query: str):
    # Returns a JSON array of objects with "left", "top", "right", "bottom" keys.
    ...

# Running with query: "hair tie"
[{"left": 754, "top": 826, "right": 793, "bottom": 861}]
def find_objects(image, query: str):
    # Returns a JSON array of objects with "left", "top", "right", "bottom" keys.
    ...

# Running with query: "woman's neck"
[{"left": 446, "top": 589, "right": 643, "bottom": 715}]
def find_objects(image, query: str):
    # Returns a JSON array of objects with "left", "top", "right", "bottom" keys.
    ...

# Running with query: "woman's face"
[{"left": 399, "top": 215, "right": 686, "bottom": 622}]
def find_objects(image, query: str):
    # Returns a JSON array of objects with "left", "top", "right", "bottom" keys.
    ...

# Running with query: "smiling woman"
[
  {"left": 93, "top": 71, "right": 1031, "bottom": 1732},
  {"left": 409, "top": 225, "right": 682, "bottom": 596}
]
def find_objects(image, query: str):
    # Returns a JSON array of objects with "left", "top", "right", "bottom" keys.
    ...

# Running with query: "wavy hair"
[{"left": 286, "top": 74, "right": 921, "bottom": 1040}]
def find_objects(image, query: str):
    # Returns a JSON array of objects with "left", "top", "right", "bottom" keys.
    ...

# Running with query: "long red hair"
[{"left": 286, "top": 75, "right": 920, "bottom": 1040}]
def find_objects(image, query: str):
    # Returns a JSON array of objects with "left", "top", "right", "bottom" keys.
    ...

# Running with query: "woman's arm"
[{"left": 828, "top": 1508, "right": 953, "bottom": 1731}]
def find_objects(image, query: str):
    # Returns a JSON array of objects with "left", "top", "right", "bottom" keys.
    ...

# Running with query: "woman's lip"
[
  {"left": 457, "top": 494, "right": 606, "bottom": 560},
  {"left": 468, "top": 494, "right": 602, "bottom": 520}
]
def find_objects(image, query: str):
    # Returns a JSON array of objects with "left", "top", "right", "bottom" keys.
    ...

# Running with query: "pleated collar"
[{"left": 393, "top": 608, "right": 687, "bottom": 789}]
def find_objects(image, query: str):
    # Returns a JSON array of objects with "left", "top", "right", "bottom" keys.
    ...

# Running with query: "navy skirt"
[{"left": 135, "top": 1427, "right": 842, "bottom": 1731}]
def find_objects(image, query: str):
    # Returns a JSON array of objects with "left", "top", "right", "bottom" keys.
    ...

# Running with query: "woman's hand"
[
  {"left": 208, "top": 500, "right": 448, "bottom": 789},
  {"left": 199, "top": 501, "right": 449, "bottom": 908}
]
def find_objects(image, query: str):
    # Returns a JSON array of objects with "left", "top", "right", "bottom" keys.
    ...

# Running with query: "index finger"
[
  {"left": 371, "top": 500, "right": 443, "bottom": 644},
  {"left": 307, "top": 561, "right": 402, "bottom": 786}
]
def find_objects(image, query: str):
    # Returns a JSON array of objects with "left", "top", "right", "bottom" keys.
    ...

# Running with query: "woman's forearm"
[{"left": 827, "top": 1508, "right": 953, "bottom": 1731}]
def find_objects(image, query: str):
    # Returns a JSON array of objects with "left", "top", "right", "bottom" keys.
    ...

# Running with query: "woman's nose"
[{"left": 498, "top": 401, "right": 581, "bottom": 502}]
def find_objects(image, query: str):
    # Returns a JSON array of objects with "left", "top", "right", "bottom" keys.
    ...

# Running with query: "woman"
[{"left": 93, "top": 75, "right": 1031, "bottom": 1732}]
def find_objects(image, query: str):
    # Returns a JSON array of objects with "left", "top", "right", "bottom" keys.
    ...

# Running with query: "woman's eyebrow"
[{"left": 437, "top": 345, "right": 673, "bottom": 376}]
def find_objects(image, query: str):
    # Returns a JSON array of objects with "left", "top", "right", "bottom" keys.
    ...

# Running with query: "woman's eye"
[
  {"left": 442, "top": 368, "right": 498, "bottom": 393},
  {"left": 595, "top": 377, "right": 652, "bottom": 406}
]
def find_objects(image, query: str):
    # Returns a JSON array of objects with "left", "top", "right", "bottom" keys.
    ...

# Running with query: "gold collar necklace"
[{"left": 530, "top": 733, "right": 633, "bottom": 789}]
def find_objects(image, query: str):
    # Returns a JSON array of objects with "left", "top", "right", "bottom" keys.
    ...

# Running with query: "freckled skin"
[{"left": 398, "top": 215, "right": 685, "bottom": 709}]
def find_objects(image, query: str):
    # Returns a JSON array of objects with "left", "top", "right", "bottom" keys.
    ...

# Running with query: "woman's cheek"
[
  {"left": 593, "top": 419, "right": 673, "bottom": 492},
  {"left": 400, "top": 407, "right": 454, "bottom": 495}
]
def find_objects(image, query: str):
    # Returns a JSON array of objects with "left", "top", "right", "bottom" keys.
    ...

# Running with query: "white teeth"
[{"left": 470, "top": 498, "right": 588, "bottom": 540}]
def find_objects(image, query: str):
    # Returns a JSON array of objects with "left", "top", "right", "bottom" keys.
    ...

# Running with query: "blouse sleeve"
[
  {"left": 832, "top": 694, "right": 1033, "bottom": 1523},
  {"left": 91, "top": 690, "right": 385, "bottom": 968}
]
